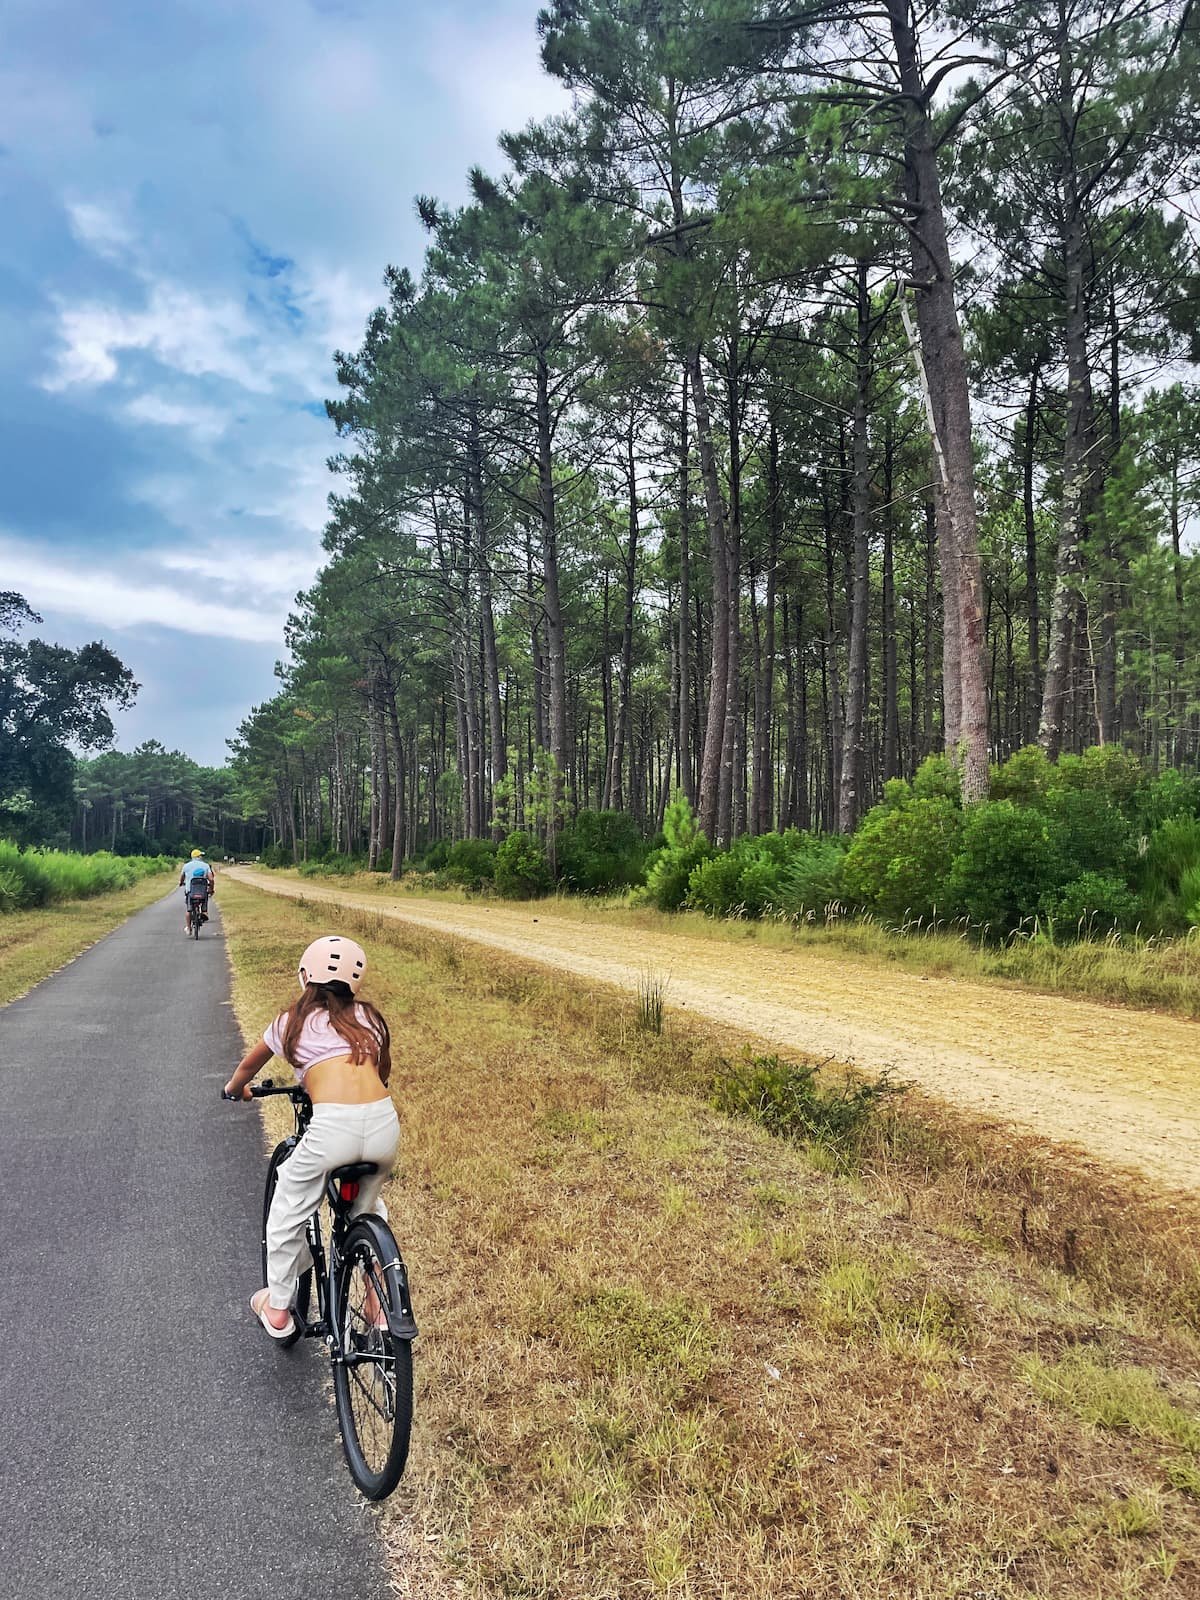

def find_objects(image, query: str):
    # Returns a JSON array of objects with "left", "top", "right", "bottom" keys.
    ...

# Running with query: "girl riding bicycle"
[{"left": 223, "top": 934, "right": 399, "bottom": 1340}]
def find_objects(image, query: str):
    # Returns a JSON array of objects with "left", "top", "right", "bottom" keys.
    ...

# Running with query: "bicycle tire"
[
  {"left": 260, "top": 1140, "right": 311, "bottom": 1347},
  {"left": 333, "top": 1217, "right": 414, "bottom": 1499}
]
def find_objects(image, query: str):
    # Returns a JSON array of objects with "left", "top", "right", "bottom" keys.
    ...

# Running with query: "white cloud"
[
  {"left": 42, "top": 281, "right": 270, "bottom": 394},
  {"left": 65, "top": 199, "right": 136, "bottom": 261},
  {"left": 0, "top": 538, "right": 286, "bottom": 644},
  {"left": 158, "top": 542, "right": 321, "bottom": 601},
  {"left": 123, "top": 392, "right": 229, "bottom": 442}
]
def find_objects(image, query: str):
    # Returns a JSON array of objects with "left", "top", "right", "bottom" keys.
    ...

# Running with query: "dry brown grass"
[
  {"left": 0, "top": 873, "right": 173, "bottom": 1006},
  {"left": 220, "top": 879, "right": 1200, "bottom": 1599}
]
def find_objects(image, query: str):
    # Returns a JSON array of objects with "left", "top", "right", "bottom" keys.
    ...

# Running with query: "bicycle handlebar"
[{"left": 221, "top": 1079, "right": 311, "bottom": 1103}]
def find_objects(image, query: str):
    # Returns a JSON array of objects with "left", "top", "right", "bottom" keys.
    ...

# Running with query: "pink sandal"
[{"left": 249, "top": 1289, "right": 296, "bottom": 1342}]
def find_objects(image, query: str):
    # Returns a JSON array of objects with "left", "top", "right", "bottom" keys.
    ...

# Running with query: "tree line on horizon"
[{"left": 224, "top": 0, "right": 1199, "bottom": 869}]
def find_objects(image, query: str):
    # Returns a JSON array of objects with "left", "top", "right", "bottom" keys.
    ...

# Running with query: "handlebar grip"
[
  {"left": 221, "top": 1089, "right": 241, "bottom": 1101},
  {"left": 250, "top": 1079, "right": 276, "bottom": 1098}
]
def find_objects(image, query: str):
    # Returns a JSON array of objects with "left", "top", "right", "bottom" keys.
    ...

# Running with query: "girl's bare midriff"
[{"left": 304, "top": 1054, "right": 392, "bottom": 1106}]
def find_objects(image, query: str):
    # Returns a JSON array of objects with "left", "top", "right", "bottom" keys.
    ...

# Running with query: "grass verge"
[
  {"left": 220, "top": 878, "right": 1200, "bottom": 1599},
  {"left": 255, "top": 867, "right": 1200, "bottom": 1019},
  {"left": 0, "top": 873, "right": 173, "bottom": 1006}
]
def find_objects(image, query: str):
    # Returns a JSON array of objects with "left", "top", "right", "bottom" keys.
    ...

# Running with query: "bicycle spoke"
[{"left": 342, "top": 1245, "right": 397, "bottom": 1475}]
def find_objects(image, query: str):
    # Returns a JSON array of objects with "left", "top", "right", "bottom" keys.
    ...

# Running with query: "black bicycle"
[
  {"left": 187, "top": 888, "right": 208, "bottom": 938},
  {"left": 226, "top": 1081, "right": 418, "bottom": 1499}
]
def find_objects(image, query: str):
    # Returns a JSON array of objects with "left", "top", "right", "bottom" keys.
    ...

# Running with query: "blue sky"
[{"left": 0, "top": 0, "right": 568, "bottom": 764}]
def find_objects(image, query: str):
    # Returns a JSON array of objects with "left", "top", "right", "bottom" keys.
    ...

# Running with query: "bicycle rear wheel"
[
  {"left": 260, "top": 1140, "right": 311, "bottom": 1348},
  {"left": 333, "top": 1218, "right": 414, "bottom": 1499}
]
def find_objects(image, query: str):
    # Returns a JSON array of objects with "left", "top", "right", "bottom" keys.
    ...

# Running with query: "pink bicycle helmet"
[{"left": 297, "top": 934, "right": 367, "bottom": 994}]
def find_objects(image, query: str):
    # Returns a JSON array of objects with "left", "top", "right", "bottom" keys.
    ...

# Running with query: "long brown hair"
[{"left": 276, "top": 982, "right": 392, "bottom": 1083}]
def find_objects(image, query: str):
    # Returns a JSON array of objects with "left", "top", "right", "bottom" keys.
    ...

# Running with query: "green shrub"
[
  {"left": 643, "top": 840, "right": 710, "bottom": 911},
  {"left": 1047, "top": 872, "right": 1142, "bottom": 934},
  {"left": 1137, "top": 768, "right": 1200, "bottom": 831},
  {"left": 260, "top": 842, "right": 293, "bottom": 869},
  {"left": 779, "top": 835, "right": 847, "bottom": 913},
  {"left": 910, "top": 753, "right": 962, "bottom": 803},
  {"left": 1140, "top": 816, "right": 1200, "bottom": 929},
  {"left": 557, "top": 810, "right": 647, "bottom": 893},
  {"left": 641, "top": 792, "right": 710, "bottom": 911},
  {"left": 841, "top": 796, "right": 964, "bottom": 924},
  {"left": 1182, "top": 866, "right": 1200, "bottom": 927},
  {"left": 494, "top": 831, "right": 552, "bottom": 899},
  {"left": 687, "top": 847, "right": 753, "bottom": 916},
  {"left": 297, "top": 853, "right": 362, "bottom": 878},
  {"left": 1054, "top": 746, "right": 1144, "bottom": 814},
  {"left": 443, "top": 837, "right": 497, "bottom": 890},
  {"left": 1044, "top": 788, "right": 1136, "bottom": 881},
  {"left": 947, "top": 801, "right": 1065, "bottom": 934},
  {"left": 712, "top": 1052, "right": 902, "bottom": 1167},
  {"left": 991, "top": 745, "right": 1057, "bottom": 806},
  {"left": 685, "top": 830, "right": 845, "bottom": 920}
]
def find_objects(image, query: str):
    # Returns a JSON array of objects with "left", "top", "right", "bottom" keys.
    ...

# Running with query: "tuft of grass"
[
  {"left": 571, "top": 1287, "right": 714, "bottom": 1398},
  {"left": 815, "top": 1255, "right": 968, "bottom": 1362},
  {"left": 636, "top": 968, "right": 669, "bottom": 1034},
  {"left": 712, "top": 1051, "right": 902, "bottom": 1169},
  {"left": 1022, "top": 1348, "right": 1200, "bottom": 1452}
]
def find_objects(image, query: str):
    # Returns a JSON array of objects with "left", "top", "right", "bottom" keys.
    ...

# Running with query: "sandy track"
[{"left": 229, "top": 868, "right": 1199, "bottom": 1194}]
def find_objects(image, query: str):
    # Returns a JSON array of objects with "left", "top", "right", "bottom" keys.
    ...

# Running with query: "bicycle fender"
[{"left": 345, "top": 1213, "right": 419, "bottom": 1342}]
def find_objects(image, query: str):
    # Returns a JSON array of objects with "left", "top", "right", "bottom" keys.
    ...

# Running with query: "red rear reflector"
[{"left": 339, "top": 1181, "right": 360, "bottom": 1202}]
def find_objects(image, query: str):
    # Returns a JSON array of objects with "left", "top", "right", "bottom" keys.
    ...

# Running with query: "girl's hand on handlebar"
[{"left": 223, "top": 1079, "right": 252, "bottom": 1101}]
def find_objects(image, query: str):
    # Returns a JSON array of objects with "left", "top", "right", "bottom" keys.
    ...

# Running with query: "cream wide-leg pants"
[{"left": 265, "top": 1098, "right": 400, "bottom": 1310}]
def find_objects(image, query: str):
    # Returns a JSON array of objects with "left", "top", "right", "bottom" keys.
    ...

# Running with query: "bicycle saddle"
[{"left": 331, "top": 1161, "right": 379, "bottom": 1182}]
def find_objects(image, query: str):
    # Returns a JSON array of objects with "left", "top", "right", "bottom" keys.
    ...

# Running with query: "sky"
[{"left": 0, "top": 0, "right": 570, "bottom": 764}]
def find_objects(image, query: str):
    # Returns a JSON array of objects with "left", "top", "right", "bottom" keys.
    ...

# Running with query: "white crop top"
[{"left": 263, "top": 1005, "right": 383, "bottom": 1083}]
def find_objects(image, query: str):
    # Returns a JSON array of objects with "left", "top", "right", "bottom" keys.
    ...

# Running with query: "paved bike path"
[{"left": 0, "top": 891, "right": 394, "bottom": 1600}]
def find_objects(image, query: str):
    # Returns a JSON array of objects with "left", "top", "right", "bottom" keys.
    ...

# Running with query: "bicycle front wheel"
[
  {"left": 333, "top": 1218, "right": 414, "bottom": 1499},
  {"left": 261, "top": 1140, "right": 311, "bottom": 1348}
]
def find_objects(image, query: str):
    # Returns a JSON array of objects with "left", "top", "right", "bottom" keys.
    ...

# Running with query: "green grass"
[
  {"left": 1022, "top": 1348, "right": 1200, "bottom": 1452},
  {"left": 0, "top": 840, "right": 175, "bottom": 912},
  {"left": 0, "top": 872, "right": 174, "bottom": 1006}
]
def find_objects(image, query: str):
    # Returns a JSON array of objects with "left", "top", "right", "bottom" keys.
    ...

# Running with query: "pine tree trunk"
[
  {"left": 839, "top": 262, "right": 872, "bottom": 833},
  {"left": 536, "top": 353, "right": 567, "bottom": 857},
  {"left": 882, "top": 422, "right": 900, "bottom": 783},
  {"left": 470, "top": 411, "right": 506, "bottom": 837},
  {"left": 887, "top": 0, "right": 989, "bottom": 801},
  {"left": 677, "top": 371, "right": 694, "bottom": 803},
  {"left": 1022, "top": 366, "right": 1043, "bottom": 740},
  {"left": 608, "top": 422, "right": 640, "bottom": 812},
  {"left": 690, "top": 350, "right": 730, "bottom": 842}
]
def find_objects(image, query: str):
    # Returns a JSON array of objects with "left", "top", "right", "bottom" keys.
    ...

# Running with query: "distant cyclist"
[{"left": 179, "top": 848, "right": 215, "bottom": 934}]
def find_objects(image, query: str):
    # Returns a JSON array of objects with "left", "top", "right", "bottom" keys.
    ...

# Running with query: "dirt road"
[{"left": 230, "top": 869, "right": 1199, "bottom": 1194}]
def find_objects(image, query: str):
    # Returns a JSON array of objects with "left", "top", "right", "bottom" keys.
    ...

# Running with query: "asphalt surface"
[{"left": 0, "top": 890, "right": 394, "bottom": 1599}]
